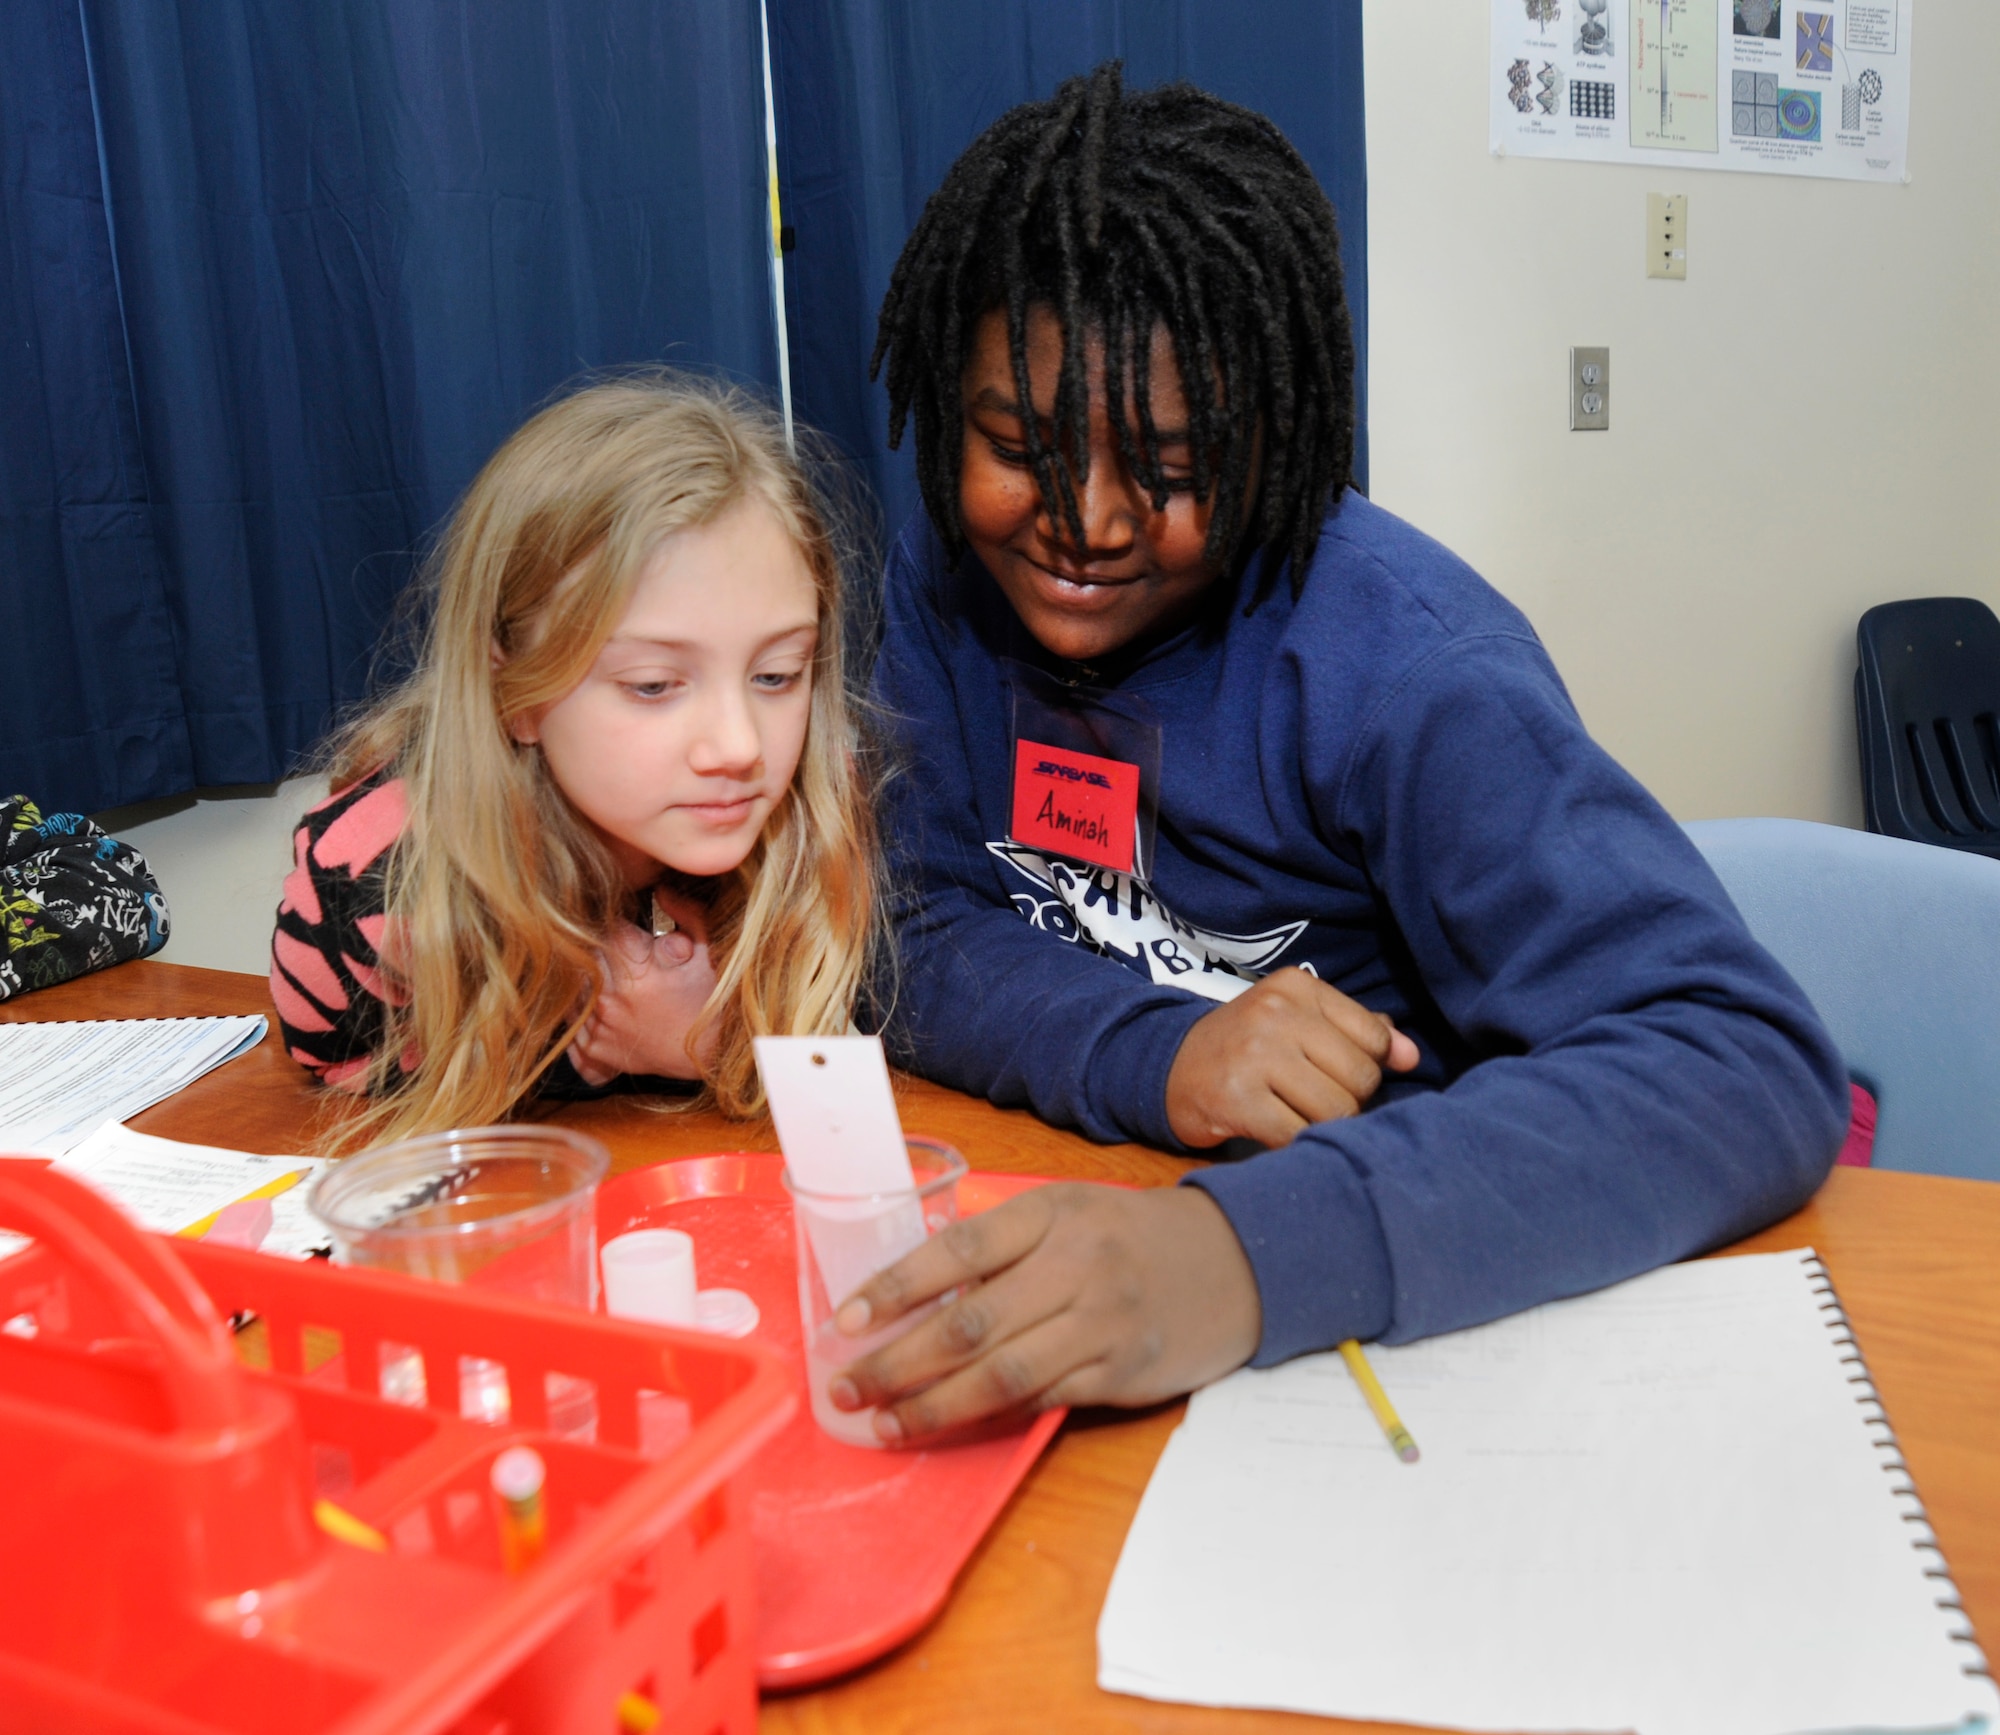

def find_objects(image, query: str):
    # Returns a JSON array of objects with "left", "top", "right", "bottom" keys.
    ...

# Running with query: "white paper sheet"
[
  {"left": 1098, "top": 1251, "right": 1996, "bottom": 1735},
  {"left": 0, "top": 1122, "right": 326, "bottom": 1263},
  {"left": 0, "top": 1014, "right": 268, "bottom": 1156}
]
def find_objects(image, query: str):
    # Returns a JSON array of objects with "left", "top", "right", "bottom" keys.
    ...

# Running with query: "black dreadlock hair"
[{"left": 871, "top": 61, "right": 1355, "bottom": 598}]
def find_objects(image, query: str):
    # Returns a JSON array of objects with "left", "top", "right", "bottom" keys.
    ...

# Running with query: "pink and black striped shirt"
[
  {"left": 269, "top": 771, "right": 409, "bottom": 1092},
  {"left": 270, "top": 770, "right": 641, "bottom": 1102}
]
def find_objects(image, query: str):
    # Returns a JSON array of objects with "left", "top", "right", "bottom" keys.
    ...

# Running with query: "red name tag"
[{"left": 1009, "top": 738, "right": 1141, "bottom": 874}]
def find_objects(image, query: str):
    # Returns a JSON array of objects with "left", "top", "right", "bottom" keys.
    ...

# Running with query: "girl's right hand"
[{"left": 568, "top": 889, "right": 718, "bottom": 1085}]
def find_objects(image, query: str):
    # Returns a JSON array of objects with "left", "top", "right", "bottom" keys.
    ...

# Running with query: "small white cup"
[{"left": 601, "top": 1229, "right": 698, "bottom": 1327}]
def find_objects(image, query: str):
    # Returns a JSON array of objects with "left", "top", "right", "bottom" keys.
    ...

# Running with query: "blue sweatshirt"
[{"left": 874, "top": 493, "right": 1847, "bottom": 1366}]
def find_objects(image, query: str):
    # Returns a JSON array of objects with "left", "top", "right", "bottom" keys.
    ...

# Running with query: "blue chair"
[{"left": 1684, "top": 817, "right": 2000, "bottom": 1180}]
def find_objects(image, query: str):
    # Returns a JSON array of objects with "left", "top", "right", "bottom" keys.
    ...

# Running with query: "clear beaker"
[
  {"left": 783, "top": 1137, "right": 966, "bottom": 1448},
  {"left": 308, "top": 1126, "right": 609, "bottom": 1433},
  {"left": 309, "top": 1125, "right": 609, "bottom": 1304}
]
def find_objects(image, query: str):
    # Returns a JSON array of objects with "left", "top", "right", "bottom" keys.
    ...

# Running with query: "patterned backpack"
[{"left": 0, "top": 797, "right": 169, "bottom": 1001}]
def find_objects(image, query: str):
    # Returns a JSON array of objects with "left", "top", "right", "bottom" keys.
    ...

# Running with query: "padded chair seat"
[{"left": 1685, "top": 817, "right": 2000, "bottom": 1180}]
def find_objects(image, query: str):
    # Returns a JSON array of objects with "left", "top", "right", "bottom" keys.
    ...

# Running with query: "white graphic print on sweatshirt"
[{"left": 986, "top": 841, "right": 1309, "bottom": 1002}]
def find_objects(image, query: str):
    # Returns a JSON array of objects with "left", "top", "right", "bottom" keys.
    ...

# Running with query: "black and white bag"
[{"left": 0, "top": 797, "right": 169, "bottom": 1001}]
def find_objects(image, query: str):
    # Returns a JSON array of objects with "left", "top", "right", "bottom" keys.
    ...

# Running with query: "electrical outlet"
[
  {"left": 1570, "top": 347, "right": 1610, "bottom": 431},
  {"left": 1647, "top": 192, "right": 1687, "bottom": 279}
]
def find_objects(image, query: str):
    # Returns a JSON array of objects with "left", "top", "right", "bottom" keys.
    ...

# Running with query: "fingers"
[
  {"left": 831, "top": 1185, "right": 1261, "bottom": 1442},
  {"left": 653, "top": 929, "right": 696, "bottom": 966},
  {"left": 607, "top": 919, "right": 653, "bottom": 969},
  {"left": 1168, "top": 969, "right": 1424, "bottom": 1148},
  {"left": 1174, "top": 976, "right": 1367, "bottom": 1143},
  {"left": 1277, "top": 969, "right": 1396, "bottom": 1061},
  {"left": 1296, "top": 986, "right": 1419, "bottom": 1080},
  {"left": 836, "top": 1229, "right": 1073, "bottom": 1410},
  {"left": 1225, "top": 1087, "right": 1311, "bottom": 1150},
  {"left": 568, "top": 1023, "right": 615, "bottom": 1087},
  {"left": 866, "top": 1311, "right": 1105, "bottom": 1443},
  {"left": 836, "top": 1189, "right": 1057, "bottom": 1332},
  {"left": 1284, "top": 1023, "right": 1380, "bottom": 1116}
]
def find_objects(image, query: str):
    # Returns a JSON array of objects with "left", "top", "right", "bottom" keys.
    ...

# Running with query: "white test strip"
[
  {"left": 752, "top": 1035, "right": 915, "bottom": 1195},
  {"left": 754, "top": 1035, "right": 923, "bottom": 1307}
]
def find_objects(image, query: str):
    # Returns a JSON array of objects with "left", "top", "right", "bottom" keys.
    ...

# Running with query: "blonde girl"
[{"left": 270, "top": 373, "right": 876, "bottom": 1146}]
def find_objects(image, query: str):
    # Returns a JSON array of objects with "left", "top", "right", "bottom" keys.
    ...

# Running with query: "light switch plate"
[
  {"left": 1647, "top": 192, "right": 1688, "bottom": 279},
  {"left": 1570, "top": 346, "right": 1610, "bottom": 431}
]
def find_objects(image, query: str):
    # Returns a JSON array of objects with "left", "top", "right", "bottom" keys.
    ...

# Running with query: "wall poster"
[{"left": 1491, "top": 0, "right": 1912, "bottom": 181}]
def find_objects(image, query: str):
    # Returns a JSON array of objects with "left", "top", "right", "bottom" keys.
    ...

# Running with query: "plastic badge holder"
[
  {"left": 0, "top": 1156, "right": 792, "bottom": 1735},
  {"left": 597, "top": 1152, "right": 1066, "bottom": 1688}
]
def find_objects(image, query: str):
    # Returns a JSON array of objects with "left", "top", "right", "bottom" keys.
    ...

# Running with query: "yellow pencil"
[
  {"left": 313, "top": 1498, "right": 388, "bottom": 1552},
  {"left": 178, "top": 1164, "right": 311, "bottom": 1240},
  {"left": 1338, "top": 1339, "right": 1420, "bottom": 1464}
]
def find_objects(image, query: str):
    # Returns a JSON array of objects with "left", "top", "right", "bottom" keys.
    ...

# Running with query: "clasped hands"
[
  {"left": 567, "top": 885, "right": 719, "bottom": 1086},
  {"left": 829, "top": 969, "right": 1419, "bottom": 1444}
]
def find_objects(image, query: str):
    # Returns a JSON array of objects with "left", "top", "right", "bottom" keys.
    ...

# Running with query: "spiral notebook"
[{"left": 1099, "top": 1249, "right": 1997, "bottom": 1735}]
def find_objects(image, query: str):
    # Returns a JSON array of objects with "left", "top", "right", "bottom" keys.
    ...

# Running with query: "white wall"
[
  {"left": 95, "top": 7, "right": 2000, "bottom": 971},
  {"left": 1363, "top": 0, "right": 2000, "bottom": 825},
  {"left": 95, "top": 777, "right": 327, "bottom": 977}
]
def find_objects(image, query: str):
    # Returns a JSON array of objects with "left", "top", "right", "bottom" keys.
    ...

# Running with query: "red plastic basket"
[{"left": 0, "top": 1157, "right": 795, "bottom": 1735}]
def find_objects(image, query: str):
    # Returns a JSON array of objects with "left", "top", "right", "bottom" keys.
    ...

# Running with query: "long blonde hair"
[{"left": 323, "top": 373, "right": 877, "bottom": 1147}]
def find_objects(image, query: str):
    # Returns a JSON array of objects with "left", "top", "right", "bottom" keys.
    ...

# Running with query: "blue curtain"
[
  {"left": 1, "top": 1, "right": 777, "bottom": 813},
  {"left": 769, "top": 0, "right": 1369, "bottom": 545},
  {"left": 0, "top": 6, "right": 190, "bottom": 810},
  {"left": 2, "top": 1, "right": 1364, "bottom": 811}
]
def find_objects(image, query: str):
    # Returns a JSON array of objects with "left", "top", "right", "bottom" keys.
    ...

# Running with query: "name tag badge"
[{"left": 1009, "top": 738, "right": 1142, "bottom": 874}]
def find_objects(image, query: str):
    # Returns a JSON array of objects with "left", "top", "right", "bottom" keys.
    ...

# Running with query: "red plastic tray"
[{"left": 597, "top": 1155, "right": 1063, "bottom": 1688}]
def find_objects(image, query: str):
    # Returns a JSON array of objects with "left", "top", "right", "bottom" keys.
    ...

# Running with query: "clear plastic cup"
[
  {"left": 308, "top": 1127, "right": 610, "bottom": 1434},
  {"left": 308, "top": 1126, "right": 609, "bottom": 1306},
  {"left": 782, "top": 1137, "right": 966, "bottom": 1448}
]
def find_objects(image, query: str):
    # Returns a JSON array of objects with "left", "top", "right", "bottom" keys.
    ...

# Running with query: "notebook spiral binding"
[{"left": 1803, "top": 1253, "right": 1993, "bottom": 1682}]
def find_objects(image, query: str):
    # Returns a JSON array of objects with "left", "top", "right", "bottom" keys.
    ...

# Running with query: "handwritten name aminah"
[{"left": 1033, "top": 790, "right": 1112, "bottom": 848}]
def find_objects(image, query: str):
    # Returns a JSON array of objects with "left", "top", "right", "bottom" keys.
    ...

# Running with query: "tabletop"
[{"left": 7, "top": 959, "right": 1997, "bottom": 1735}]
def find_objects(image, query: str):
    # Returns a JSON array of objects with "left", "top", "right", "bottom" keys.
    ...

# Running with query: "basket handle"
[{"left": 0, "top": 1158, "right": 247, "bottom": 1434}]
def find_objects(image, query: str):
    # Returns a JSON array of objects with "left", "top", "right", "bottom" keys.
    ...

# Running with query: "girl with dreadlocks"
[{"left": 819, "top": 64, "right": 1845, "bottom": 1444}]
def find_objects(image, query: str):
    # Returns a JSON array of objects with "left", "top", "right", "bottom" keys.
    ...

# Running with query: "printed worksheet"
[
  {"left": 1492, "top": 0, "right": 1912, "bottom": 181},
  {"left": 0, "top": 1122, "right": 328, "bottom": 1265},
  {"left": 0, "top": 1014, "right": 268, "bottom": 1155}
]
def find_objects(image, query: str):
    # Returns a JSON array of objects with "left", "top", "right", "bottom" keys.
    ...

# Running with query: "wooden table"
[{"left": 8, "top": 960, "right": 1998, "bottom": 1734}]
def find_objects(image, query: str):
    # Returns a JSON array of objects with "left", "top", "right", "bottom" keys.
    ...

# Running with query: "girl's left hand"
[{"left": 568, "top": 893, "right": 718, "bottom": 1085}]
